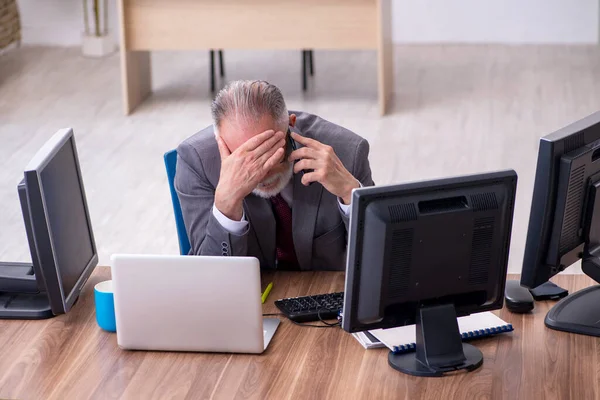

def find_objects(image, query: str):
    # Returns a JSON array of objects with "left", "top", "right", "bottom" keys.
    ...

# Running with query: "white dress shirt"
[{"left": 212, "top": 180, "right": 357, "bottom": 234}]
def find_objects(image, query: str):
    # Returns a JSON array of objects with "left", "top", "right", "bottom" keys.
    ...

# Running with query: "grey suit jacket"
[{"left": 174, "top": 111, "right": 374, "bottom": 271}]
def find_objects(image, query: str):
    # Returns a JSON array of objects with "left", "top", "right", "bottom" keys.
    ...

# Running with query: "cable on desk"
[
  {"left": 317, "top": 308, "right": 341, "bottom": 327},
  {"left": 289, "top": 308, "right": 341, "bottom": 328},
  {"left": 262, "top": 311, "right": 341, "bottom": 328},
  {"left": 290, "top": 319, "right": 339, "bottom": 328}
]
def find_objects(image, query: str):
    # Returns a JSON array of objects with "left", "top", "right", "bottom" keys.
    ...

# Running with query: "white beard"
[{"left": 252, "top": 163, "right": 293, "bottom": 198}]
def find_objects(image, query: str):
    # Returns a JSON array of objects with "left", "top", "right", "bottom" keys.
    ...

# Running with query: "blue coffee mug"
[{"left": 95, "top": 280, "right": 116, "bottom": 332}]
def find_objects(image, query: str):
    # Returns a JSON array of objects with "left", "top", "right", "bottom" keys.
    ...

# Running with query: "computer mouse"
[{"left": 504, "top": 280, "right": 534, "bottom": 313}]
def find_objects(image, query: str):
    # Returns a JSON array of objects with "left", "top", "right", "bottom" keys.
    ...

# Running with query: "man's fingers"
[
  {"left": 240, "top": 130, "right": 276, "bottom": 152},
  {"left": 258, "top": 138, "right": 285, "bottom": 165},
  {"left": 301, "top": 171, "right": 320, "bottom": 186},
  {"left": 289, "top": 147, "right": 317, "bottom": 162},
  {"left": 293, "top": 159, "right": 318, "bottom": 174},
  {"left": 290, "top": 132, "right": 321, "bottom": 149},
  {"left": 216, "top": 136, "right": 231, "bottom": 159},
  {"left": 263, "top": 148, "right": 285, "bottom": 171},
  {"left": 253, "top": 133, "right": 285, "bottom": 158}
]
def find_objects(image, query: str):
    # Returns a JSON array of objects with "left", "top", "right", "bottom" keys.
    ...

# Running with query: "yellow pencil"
[{"left": 261, "top": 282, "right": 274, "bottom": 304}]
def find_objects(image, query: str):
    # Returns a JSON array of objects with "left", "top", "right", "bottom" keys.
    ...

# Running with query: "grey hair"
[{"left": 211, "top": 80, "right": 289, "bottom": 135}]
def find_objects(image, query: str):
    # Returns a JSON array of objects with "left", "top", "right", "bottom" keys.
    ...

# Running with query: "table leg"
[
  {"left": 120, "top": 50, "right": 152, "bottom": 115},
  {"left": 302, "top": 50, "right": 308, "bottom": 91},
  {"left": 377, "top": 0, "right": 393, "bottom": 116},
  {"left": 218, "top": 50, "right": 225, "bottom": 77},
  {"left": 210, "top": 50, "right": 216, "bottom": 92}
]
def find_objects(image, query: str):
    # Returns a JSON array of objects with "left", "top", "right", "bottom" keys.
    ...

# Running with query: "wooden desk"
[
  {"left": 0, "top": 270, "right": 598, "bottom": 399},
  {"left": 117, "top": 0, "right": 393, "bottom": 116}
]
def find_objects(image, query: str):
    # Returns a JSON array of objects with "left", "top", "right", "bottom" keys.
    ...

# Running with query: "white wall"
[
  {"left": 15, "top": 0, "right": 600, "bottom": 46},
  {"left": 17, "top": 0, "right": 119, "bottom": 46},
  {"left": 394, "top": 0, "right": 599, "bottom": 44}
]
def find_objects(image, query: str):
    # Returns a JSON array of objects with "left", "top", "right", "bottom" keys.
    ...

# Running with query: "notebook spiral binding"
[{"left": 392, "top": 324, "right": 514, "bottom": 354}]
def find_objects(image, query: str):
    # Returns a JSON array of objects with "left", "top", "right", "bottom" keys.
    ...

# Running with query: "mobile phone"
[{"left": 286, "top": 128, "right": 314, "bottom": 183}]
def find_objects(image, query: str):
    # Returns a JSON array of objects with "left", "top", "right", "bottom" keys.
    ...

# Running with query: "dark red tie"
[{"left": 270, "top": 194, "right": 300, "bottom": 270}]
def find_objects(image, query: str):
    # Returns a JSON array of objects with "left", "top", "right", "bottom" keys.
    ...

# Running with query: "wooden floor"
[
  {"left": 2, "top": 45, "right": 600, "bottom": 272},
  {"left": 0, "top": 270, "right": 598, "bottom": 399}
]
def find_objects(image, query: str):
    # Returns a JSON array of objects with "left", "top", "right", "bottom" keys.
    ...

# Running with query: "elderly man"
[{"left": 175, "top": 80, "right": 373, "bottom": 271}]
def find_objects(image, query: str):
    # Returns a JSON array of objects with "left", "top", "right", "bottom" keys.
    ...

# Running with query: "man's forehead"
[{"left": 220, "top": 115, "right": 285, "bottom": 149}]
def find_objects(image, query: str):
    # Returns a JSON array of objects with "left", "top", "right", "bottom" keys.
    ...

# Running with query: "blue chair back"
[{"left": 164, "top": 150, "right": 191, "bottom": 255}]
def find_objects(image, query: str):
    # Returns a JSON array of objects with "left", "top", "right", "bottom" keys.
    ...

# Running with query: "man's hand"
[
  {"left": 215, "top": 130, "right": 286, "bottom": 220},
  {"left": 289, "top": 132, "right": 360, "bottom": 205}
]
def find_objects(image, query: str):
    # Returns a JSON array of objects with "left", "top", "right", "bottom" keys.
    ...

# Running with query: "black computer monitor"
[
  {"left": 342, "top": 170, "right": 517, "bottom": 377},
  {"left": 0, "top": 128, "right": 98, "bottom": 319},
  {"left": 521, "top": 111, "right": 600, "bottom": 336}
]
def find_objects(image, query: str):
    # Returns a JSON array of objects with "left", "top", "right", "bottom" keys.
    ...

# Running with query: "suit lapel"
[
  {"left": 244, "top": 195, "right": 276, "bottom": 269},
  {"left": 292, "top": 173, "right": 323, "bottom": 271}
]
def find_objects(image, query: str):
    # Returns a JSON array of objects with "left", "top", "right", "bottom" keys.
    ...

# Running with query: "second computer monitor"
[
  {"left": 24, "top": 128, "right": 98, "bottom": 315},
  {"left": 521, "top": 111, "right": 600, "bottom": 337},
  {"left": 342, "top": 170, "right": 517, "bottom": 376},
  {"left": 0, "top": 128, "right": 98, "bottom": 319}
]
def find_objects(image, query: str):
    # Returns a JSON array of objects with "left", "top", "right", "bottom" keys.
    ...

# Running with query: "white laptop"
[{"left": 110, "top": 254, "right": 280, "bottom": 354}]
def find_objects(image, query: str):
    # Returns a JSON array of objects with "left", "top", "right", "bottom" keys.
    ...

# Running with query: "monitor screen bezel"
[{"left": 23, "top": 128, "right": 98, "bottom": 314}]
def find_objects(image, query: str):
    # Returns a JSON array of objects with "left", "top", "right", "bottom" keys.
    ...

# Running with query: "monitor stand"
[
  {"left": 388, "top": 304, "right": 483, "bottom": 377},
  {"left": 529, "top": 281, "right": 569, "bottom": 301},
  {"left": 545, "top": 255, "right": 600, "bottom": 336},
  {"left": 0, "top": 262, "right": 53, "bottom": 319},
  {"left": 545, "top": 285, "right": 600, "bottom": 336},
  {"left": 546, "top": 181, "right": 600, "bottom": 336}
]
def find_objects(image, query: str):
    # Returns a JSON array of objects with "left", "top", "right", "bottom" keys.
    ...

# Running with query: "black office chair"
[
  {"left": 209, "top": 50, "right": 314, "bottom": 92},
  {"left": 209, "top": 50, "right": 225, "bottom": 92},
  {"left": 302, "top": 50, "right": 314, "bottom": 91}
]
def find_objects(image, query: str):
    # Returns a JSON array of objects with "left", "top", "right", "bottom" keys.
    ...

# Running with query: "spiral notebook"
[{"left": 367, "top": 312, "right": 513, "bottom": 354}]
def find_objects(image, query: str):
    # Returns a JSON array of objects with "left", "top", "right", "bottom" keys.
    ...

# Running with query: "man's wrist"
[
  {"left": 215, "top": 189, "right": 243, "bottom": 221},
  {"left": 340, "top": 178, "right": 360, "bottom": 205},
  {"left": 215, "top": 200, "right": 243, "bottom": 221}
]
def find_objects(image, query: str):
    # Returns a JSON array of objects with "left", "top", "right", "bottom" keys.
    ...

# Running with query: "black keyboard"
[{"left": 275, "top": 292, "right": 344, "bottom": 322}]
